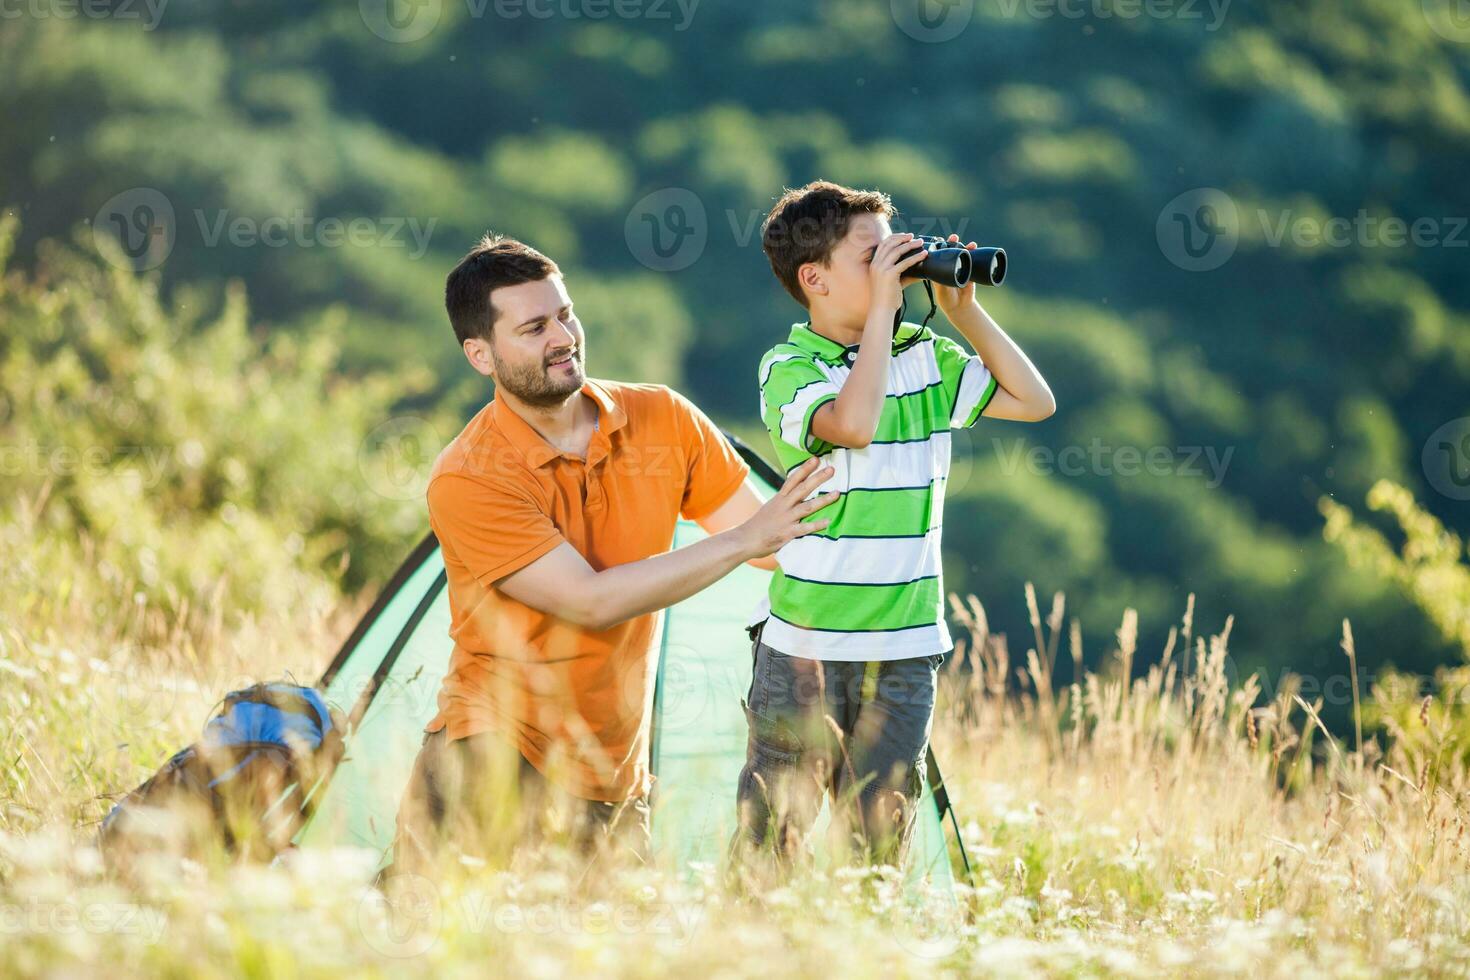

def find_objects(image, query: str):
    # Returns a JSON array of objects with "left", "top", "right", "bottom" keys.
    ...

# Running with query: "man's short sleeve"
[
  {"left": 426, "top": 474, "right": 565, "bottom": 586},
  {"left": 933, "top": 333, "right": 998, "bottom": 429},
  {"left": 667, "top": 387, "right": 751, "bottom": 520},
  {"left": 759, "top": 350, "right": 840, "bottom": 469}
]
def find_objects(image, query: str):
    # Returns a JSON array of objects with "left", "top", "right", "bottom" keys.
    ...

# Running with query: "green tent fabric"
[{"left": 297, "top": 435, "right": 969, "bottom": 890}]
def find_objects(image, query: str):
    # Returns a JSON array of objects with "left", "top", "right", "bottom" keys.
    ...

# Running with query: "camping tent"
[{"left": 297, "top": 435, "right": 970, "bottom": 888}]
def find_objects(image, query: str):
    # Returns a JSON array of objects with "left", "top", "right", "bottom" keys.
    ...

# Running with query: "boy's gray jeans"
[{"left": 733, "top": 621, "right": 942, "bottom": 868}]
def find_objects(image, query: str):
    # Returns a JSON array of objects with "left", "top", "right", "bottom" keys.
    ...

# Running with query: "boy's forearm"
[
  {"left": 949, "top": 301, "right": 1055, "bottom": 419},
  {"left": 824, "top": 306, "right": 894, "bottom": 445}
]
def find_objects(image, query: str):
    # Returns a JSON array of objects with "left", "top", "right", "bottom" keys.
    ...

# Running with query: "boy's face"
[{"left": 806, "top": 211, "right": 912, "bottom": 325}]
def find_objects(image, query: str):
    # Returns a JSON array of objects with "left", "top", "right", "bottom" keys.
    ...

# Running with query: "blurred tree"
[{"left": 0, "top": 0, "right": 1466, "bottom": 693}]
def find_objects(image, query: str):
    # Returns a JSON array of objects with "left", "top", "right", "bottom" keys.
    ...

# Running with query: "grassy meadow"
[{"left": 5, "top": 554, "right": 1470, "bottom": 977}]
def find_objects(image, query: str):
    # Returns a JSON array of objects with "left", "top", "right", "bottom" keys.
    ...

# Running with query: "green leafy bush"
[
  {"left": 1322, "top": 481, "right": 1470, "bottom": 660},
  {"left": 0, "top": 215, "right": 443, "bottom": 645}
]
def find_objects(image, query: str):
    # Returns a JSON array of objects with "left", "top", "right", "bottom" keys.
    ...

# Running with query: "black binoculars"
[{"left": 906, "top": 236, "right": 1007, "bottom": 289}]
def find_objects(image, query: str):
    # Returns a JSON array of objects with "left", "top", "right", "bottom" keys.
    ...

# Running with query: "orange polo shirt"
[{"left": 423, "top": 379, "right": 750, "bottom": 802}]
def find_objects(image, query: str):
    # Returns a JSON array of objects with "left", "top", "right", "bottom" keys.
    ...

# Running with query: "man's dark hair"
[
  {"left": 444, "top": 233, "right": 561, "bottom": 345},
  {"left": 761, "top": 180, "right": 895, "bottom": 308}
]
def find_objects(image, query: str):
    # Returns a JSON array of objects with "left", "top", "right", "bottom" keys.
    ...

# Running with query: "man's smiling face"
[{"left": 481, "top": 274, "right": 587, "bottom": 406}]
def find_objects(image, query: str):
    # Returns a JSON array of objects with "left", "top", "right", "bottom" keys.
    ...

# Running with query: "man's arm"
[
  {"left": 663, "top": 384, "right": 776, "bottom": 570},
  {"left": 495, "top": 458, "right": 835, "bottom": 630},
  {"left": 696, "top": 480, "right": 778, "bottom": 571}
]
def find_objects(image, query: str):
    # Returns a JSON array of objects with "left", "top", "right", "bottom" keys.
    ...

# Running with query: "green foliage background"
[{"left": 3, "top": 0, "right": 1468, "bottom": 717}]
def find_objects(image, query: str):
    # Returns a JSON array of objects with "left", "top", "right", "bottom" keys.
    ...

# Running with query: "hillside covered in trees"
[{"left": 4, "top": 0, "right": 1469, "bottom": 709}]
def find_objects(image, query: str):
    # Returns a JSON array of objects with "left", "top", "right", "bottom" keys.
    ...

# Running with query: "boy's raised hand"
[
  {"left": 932, "top": 232, "right": 981, "bottom": 318},
  {"left": 869, "top": 232, "right": 929, "bottom": 314},
  {"left": 734, "top": 457, "right": 841, "bottom": 559}
]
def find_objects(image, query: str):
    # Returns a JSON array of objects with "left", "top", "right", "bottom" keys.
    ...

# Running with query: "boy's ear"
[{"left": 798, "top": 261, "right": 828, "bottom": 300}]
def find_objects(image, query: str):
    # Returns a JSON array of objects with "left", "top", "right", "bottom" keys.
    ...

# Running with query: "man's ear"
[
  {"left": 463, "top": 335, "right": 496, "bottom": 379},
  {"left": 798, "top": 262, "right": 828, "bottom": 300}
]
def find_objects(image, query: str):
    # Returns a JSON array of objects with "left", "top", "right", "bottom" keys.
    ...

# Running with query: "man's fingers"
[
  {"left": 802, "top": 492, "right": 841, "bottom": 516},
  {"left": 792, "top": 518, "right": 832, "bottom": 538},
  {"left": 793, "top": 463, "right": 835, "bottom": 499},
  {"left": 781, "top": 456, "right": 820, "bottom": 495}
]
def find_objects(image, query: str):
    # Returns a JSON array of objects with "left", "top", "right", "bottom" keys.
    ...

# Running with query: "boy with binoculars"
[{"left": 735, "top": 180, "right": 1055, "bottom": 870}]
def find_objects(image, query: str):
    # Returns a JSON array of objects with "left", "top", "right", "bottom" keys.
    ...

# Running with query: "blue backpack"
[{"left": 100, "top": 683, "right": 346, "bottom": 863}]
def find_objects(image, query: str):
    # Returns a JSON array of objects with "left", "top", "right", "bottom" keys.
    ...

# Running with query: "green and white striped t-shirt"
[{"left": 752, "top": 320, "right": 998, "bottom": 662}]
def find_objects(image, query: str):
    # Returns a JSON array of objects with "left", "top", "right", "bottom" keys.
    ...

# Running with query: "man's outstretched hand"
[{"left": 733, "top": 456, "right": 839, "bottom": 560}]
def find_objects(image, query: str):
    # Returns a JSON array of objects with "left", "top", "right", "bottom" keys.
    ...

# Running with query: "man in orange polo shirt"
[{"left": 393, "top": 234, "right": 838, "bottom": 871}]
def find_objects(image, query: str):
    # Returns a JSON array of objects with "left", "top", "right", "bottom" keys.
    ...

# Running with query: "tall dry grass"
[
  {"left": 2, "top": 564, "right": 1469, "bottom": 977},
  {"left": 934, "top": 586, "right": 1470, "bottom": 974}
]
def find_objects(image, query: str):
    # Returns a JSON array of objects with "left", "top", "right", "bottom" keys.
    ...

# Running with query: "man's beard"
[{"left": 492, "top": 346, "right": 586, "bottom": 407}]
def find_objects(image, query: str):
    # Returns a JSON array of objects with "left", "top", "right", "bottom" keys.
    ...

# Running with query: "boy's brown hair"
[
  {"left": 760, "top": 180, "right": 895, "bottom": 308},
  {"left": 445, "top": 234, "right": 561, "bottom": 345}
]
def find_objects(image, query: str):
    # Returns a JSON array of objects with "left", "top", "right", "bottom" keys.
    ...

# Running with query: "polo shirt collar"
[
  {"left": 491, "top": 379, "right": 627, "bottom": 470},
  {"left": 788, "top": 320, "right": 921, "bottom": 364}
]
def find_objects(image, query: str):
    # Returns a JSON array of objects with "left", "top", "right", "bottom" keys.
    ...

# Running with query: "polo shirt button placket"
[{"left": 586, "top": 459, "right": 605, "bottom": 511}]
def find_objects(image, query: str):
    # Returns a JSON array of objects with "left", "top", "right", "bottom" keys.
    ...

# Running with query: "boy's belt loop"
[{"left": 745, "top": 618, "right": 767, "bottom": 647}]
